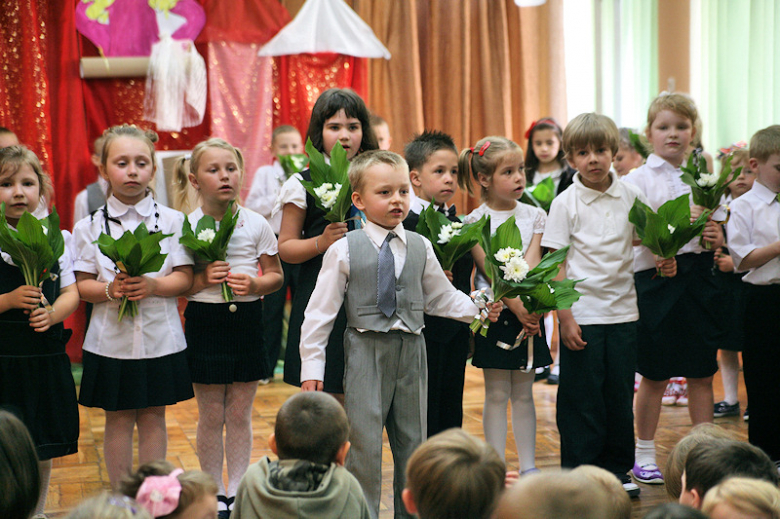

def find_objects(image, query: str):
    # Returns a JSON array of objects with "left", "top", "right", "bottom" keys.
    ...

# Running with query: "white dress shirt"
[
  {"left": 299, "top": 220, "right": 481, "bottom": 382},
  {"left": 623, "top": 153, "right": 709, "bottom": 272},
  {"left": 244, "top": 161, "right": 286, "bottom": 234},
  {"left": 73, "top": 194, "right": 193, "bottom": 359},
  {"left": 186, "top": 206, "right": 278, "bottom": 303},
  {"left": 542, "top": 171, "right": 645, "bottom": 325},
  {"left": 727, "top": 180, "right": 780, "bottom": 285}
]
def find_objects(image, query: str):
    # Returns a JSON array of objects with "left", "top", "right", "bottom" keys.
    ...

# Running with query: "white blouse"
[
  {"left": 72, "top": 194, "right": 193, "bottom": 360},
  {"left": 186, "top": 206, "right": 279, "bottom": 304},
  {"left": 271, "top": 173, "right": 307, "bottom": 219}
]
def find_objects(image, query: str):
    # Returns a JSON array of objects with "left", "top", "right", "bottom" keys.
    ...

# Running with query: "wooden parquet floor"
[{"left": 46, "top": 365, "right": 747, "bottom": 518}]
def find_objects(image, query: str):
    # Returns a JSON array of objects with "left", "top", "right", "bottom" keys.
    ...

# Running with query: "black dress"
[{"left": 0, "top": 257, "right": 79, "bottom": 460}]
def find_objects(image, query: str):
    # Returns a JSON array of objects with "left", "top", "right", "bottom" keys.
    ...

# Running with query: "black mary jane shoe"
[{"left": 217, "top": 495, "right": 231, "bottom": 519}]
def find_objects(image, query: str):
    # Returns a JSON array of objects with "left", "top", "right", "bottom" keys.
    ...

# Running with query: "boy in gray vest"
[{"left": 300, "top": 150, "right": 501, "bottom": 519}]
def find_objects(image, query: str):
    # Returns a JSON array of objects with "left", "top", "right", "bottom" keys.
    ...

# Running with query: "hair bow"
[
  {"left": 716, "top": 141, "right": 748, "bottom": 160},
  {"left": 136, "top": 469, "right": 183, "bottom": 518},
  {"left": 524, "top": 118, "right": 558, "bottom": 140}
]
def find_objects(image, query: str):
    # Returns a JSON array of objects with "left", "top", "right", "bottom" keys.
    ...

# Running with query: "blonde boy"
[
  {"left": 299, "top": 150, "right": 500, "bottom": 519},
  {"left": 542, "top": 113, "right": 675, "bottom": 497},
  {"left": 402, "top": 130, "right": 472, "bottom": 436},
  {"left": 726, "top": 124, "right": 780, "bottom": 463},
  {"left": 402, "top": 429, "right": 505, "bottom": 519}
]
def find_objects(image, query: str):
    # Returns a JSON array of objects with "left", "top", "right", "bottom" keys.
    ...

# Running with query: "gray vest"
[{"left": 345, "top": 230, "right": 426, "bottom": 333}]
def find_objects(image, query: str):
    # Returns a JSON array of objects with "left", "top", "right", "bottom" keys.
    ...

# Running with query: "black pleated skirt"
[
  {"left": 472, "top": 308, "right": 552, "bottom": 370},
  {"left": 184, "top": 299, "right": 270, "bottom": 384}
]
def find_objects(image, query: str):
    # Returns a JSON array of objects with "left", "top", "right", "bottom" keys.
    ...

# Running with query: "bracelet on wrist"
[
  {"left": 315, "top": 236, "right": 323, "bottom": 255},
  {"left": 105, "top": 281, "right": 117, "bottom": 302}
]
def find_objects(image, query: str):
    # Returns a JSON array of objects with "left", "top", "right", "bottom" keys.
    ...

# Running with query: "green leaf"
[
  {"left": 526, "top": 177, "right": 555, "bottom": 212},
  {"left": 300, "top": 138, "right": 353, "bottom": 222},
  {"left": 628, "top": 130, "right": 650, "bottom": 159},
  {"left": 629, "top": 195, "right": 709, "bottom": 259},
  {"left": 279, "top": 153, "right": 308, "bottom": 178},
  {"left": 0, "top": 204, "right": 66, "bottom": 286}
]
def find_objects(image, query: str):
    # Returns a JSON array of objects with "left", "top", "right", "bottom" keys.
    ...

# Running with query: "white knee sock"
[{"left": 635, "top": 439, "right": 656, "bottom": 467}]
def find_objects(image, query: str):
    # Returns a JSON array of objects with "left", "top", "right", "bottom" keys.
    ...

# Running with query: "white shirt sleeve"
[
  {"left": 541, "top": 196, "right": 572, "bottom": 251},
  {"left": 420, "top": 236, "right": 480, "bottom": 321},
  {"left": 73, "top": 190, "right": 89, "bottom": 227},
  {"left": 272, "top": 174, "right": 307, "bottom": 218},
  {"left": 727, "top": 199, "right": 755, "bottom": 271},
  {"left": 299, "top": 239, "right": 349, "bottom": 382},
  {"left": 244, "top": 165, "right": 280, "bottom": 220}
]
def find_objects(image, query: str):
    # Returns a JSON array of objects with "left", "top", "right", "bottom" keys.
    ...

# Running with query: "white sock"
[
  {"left": 635, "top": 439, "right": 656, "bottom": 467},
  {"left": 551, "top": 364, "right": 560, "bottom": 376}
]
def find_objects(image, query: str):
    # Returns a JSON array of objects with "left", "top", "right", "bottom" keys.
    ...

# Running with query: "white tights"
[
  {"left": 482, "top": 368, "right": 537, "bottom": 472},
  {"left": 194, "top": 382, "right": 258, "bottom": 498},
  {"left": 104, "top": 407, "right": 167, "bottom": 488},
  {"left": 34, "top": 459, "right": 52, "bottom": 515}
]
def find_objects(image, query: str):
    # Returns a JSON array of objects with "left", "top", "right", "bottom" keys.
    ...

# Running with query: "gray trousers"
[{"left": 343, "top": 328, "right": 427, "bottom": 519}]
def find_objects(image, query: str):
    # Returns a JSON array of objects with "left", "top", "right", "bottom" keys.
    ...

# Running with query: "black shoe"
[
  {"left": 546, "top": 373, "right": 559, "bottom": 385},
  {"left": 744, "top": 407, "right": 749, "bottom": 421},
  {"left": 619, "top": 474, "right": 640, "bottom": 498},
  {"left": 217, "top": 495, "right": 231, "bottom": 519},
  {"left": 534, "top": 366, "right": 550, "bottom": 381},
  {"left": 713, "top": 401, "right": 740, "bottom": 417}
]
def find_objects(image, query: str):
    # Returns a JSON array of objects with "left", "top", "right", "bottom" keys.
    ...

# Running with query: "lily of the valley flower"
[
  {"left": 313, "top": 183, "right": 342, "bottom": 210},
  {"left": 197, "top": 228, "right": 216, "bottom": 243},
  {"left": 695, "top": 172, "right": 719, "bottom": 188},
  {"left": 667, "top": 224, "right": 676, "bottom": 234}
]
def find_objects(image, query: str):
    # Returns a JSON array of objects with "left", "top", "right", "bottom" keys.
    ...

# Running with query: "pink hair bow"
[
  {"left": 717, "top": 141, "right": 748, "bottom": 160},
  {"left": 136, "top": 469, "right": 183, "bottom": 517}
]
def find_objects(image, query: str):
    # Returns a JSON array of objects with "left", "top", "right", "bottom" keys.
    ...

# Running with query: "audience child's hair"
[
  {"left": 93, "top": 135, "right": 107, "bottom": 157},
  {"left": 523, "top": 117, "right": 566, "bottom": 177},
  {"left": 100, "top": 125, "right": 159, "bottom": 170},
  {"left": 306, "top": 88, "right": 378, "bottom": 154},
  {"left": 570, "top": 465, "right": 631, "bottom": 519},
  {"left": 404, "top": 429, "right": 505, "bottom": 519},
  {"left": 0, "top": 410, "right": 40, "bottom": 519},
  {"left": 458, "top": 136, "right": 523, "bottom": 199},
  {"left": 274, "top": 392, "right": 349, "bottom": 466},
  {"left": 646, "top": 93, "right": 699, "bottom": 131},
  {"left": 749, "top": 124, "right": 780, "bottom": 162},
  {"left": 348, "top": 149, "right": 408, "bottom": 194},
  {"left": 118, "top": 460, "right": 218, "bottom": 519},
  {"left": 172, "top": 138, "right": 245, "bottom": 209},
  {"left": 561, "top": 113, "right": 620, "bottom": 158},
  {"left": 403, "top": 130, "right": 458, "bottom": 172},
  {"left": 272, "top": 125, "right": 300, "bottom": 144},
  {"left": 665, "top": 423, "right": 737, "bottom": 500},
  {"left": 0, "top": 145, "right": 54, "bottom": 200},
  {"left": 67, "top": 492, "right": 153, "bottom": 519},
  {"left": 643, "top": 503, "right": 709, "bottom": 519},
  {"left": 493, "top": 471, "right": 611, "bottom": 519},
  {"left": 702, "top": 476, "right": 780, "bottom": 519},
  {"left": 684, "top": 439, "right": 779, "bottom": 499}
]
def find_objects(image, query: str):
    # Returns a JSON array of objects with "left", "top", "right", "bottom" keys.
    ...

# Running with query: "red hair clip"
[
  {"left": 524, "top": 118, "right": 558, "bottom": 140},
  {"left": 478, "top": 141, "right": 491, "bottom": 156}
]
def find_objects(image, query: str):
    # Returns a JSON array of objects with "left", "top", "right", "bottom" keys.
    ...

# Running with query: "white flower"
[
  {"left": 667, "top": 224, "right": 676, "bottom": 234},
  {"left": 494, "top": 247, "right": 521, "bottom": 263},
  {"left": 197, "top": 228, "right": 216, "bottom": 243},
  {"left": 41, "top": 225, "right": 48, "bottom": 235},
  {"left": 500, "top": 255, "right": 530, "bottom": 283},
  {"left": 437, "top": 223, "right": 463, "bottom": 244},
  {"left": 695, "top": 172, "right": 718, "bottom": 188},
  {"left": 314, "top": 183, "right": 341, "bottom": 209},
  {"left": 548, "top": 285, "right": 555, "bottom": 294}
]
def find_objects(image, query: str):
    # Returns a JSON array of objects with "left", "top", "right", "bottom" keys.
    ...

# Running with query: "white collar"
[
  {"left": 751, "top": 180, "right": 780, "bottom": 206},
  {"left": 574, "top": 170, "right": 621, "bottom": 203},
  {"left": 363, "top": 220, "right": 407, "bottom": 247},
  {"left": 106, "top": 193, "right": 155, "bottom": 218},
  {"left": 646, "top": 153, "right": 681, "bottom": 172}
]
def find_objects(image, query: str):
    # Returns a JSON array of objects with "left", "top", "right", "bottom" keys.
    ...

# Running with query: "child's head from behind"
[
  {"left": 402, "top": 429, "right": 505, "bottom": 519},
  {"left": 405, "top": 130, "right": 459, "bottom": 205},
  {"left": 570, "top": 465, "right": 631, "bottom": 519},
  {"left": 643, "top": 503, "right": 709, "bottom": 519},
  {"left": 178, "top": 138, "right": 244, "bottom": 209},
  {"left": 749, "top": 125, "right": 780, "bottom": 193},
  {"left": 614, "top": 128, "right": 646, "bottom": 176},
  {"left": 562, "top": 113, "right": 619, "bottom": 192},
  {"left": 370, "top": 114, "right": 392, "bottom": 151},
  {"left": 0, "top": 145, "right": 52, "bottom": 225},
  {"left": 524, "top": 117, "right": 565, "bottom": 174},
  {"left": 458, "top": 137, "right": 524, "bottom": 206},
  {"left": 681, "top": 439, "right": 778, "bottom": 509},
  {"left": 349, "top": 150, "right": 411, "bottom": 230},
  {"left": 645, "top": 93, "right": 698, "bottom": 167},
  {"left": 306, "top": 88, "right": 377, "bottom": 160},
  {"left": 119, "top": 460, "right": 218, "bottom": 519},
  {"left": 0, "top": 410, "right": 40, "bottom": 519},
  {"left": 665, "top": 422, "right": 738, "bottom": 500},
  {"left": 272, "top": 392, "right": 350, "bottom": 466},
  {"left": 67, "top": 492, "right": 152, "bottom": 519},
  {"left": 493, "top": 471, "right": 611, "bottom": 519},
  {"left": 99, "top": 125, "right": 159, "bottom": 205},
  {"left": 271, "top": 125, "right": 303, "bottom": 158},
  {"left": 0, "top": 126, "right": 19, "bottom": 149},
  {"left": 702, "top": 476, "right": 780, "bottom": 519}
]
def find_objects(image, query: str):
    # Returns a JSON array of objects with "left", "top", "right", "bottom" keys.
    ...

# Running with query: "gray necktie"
[{"left": 377, "top": 232, "right": 397, "bottom": 318}]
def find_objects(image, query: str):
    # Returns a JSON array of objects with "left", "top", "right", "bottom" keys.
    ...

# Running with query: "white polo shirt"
[
  {"left": 726, "top": 181, "right": 780, "bottom": 285},
  {"left": 541, "top": 171, "right": 646, "bottom": 325},
  {"left": 186, "top": 206, "right": 279, "bottom": 303}
]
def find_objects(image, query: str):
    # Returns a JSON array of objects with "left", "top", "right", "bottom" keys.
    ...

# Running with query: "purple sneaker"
[{"left": 632, "top": 463, "right": 664, "bottom": 484}]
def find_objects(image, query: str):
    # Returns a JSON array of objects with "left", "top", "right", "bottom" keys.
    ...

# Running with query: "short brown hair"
[
  {"left": 570, "top": 465, "right": 631, "bottom": 519},
  {"left": 406, "top": 429, "right": 505, "bottom": 519},
  {"left": 647, "top": 93, "right": 698, "bottom": 130},
  {"left": 665, "top": 423, "right": 737, "bottom": 500},
  {"left": 562, "top": 113, "right": 620, "bottom": 159},
  {"left": 749, "top": 125, "right": 780, "bottom": 162},
  {"left": 274, "top": 392, "right": 349, "bottom": 466},
  {"left": 348, "top": 149, "right": 409, "bottom": 194},
  {"left": 271, "top": 125, "right": 301, "bottom": 145},
  {"left": 0, "top": 145, "right": 53, "bottom": 200}
]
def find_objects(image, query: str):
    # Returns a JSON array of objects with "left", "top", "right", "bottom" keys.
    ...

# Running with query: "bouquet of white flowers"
[
  {"left": 414, "top": 201, "right": 486, "bottom": 271},
  {"left": 298, "top": 139, "right": 353, "bottom": 222},
  {"left": 470, "top": 215, "right": 581, "bottom": 336}
]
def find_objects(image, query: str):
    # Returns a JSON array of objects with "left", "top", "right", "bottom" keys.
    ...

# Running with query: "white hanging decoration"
[
  {"left": 143, "top": 34, "right": 207, "bottom": 132},
  {"left": 258, "top": 0, "right": 390, "bottom": 59}
]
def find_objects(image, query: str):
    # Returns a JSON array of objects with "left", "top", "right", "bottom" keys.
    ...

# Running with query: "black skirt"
[
  {"left": 634, "top": 252, "right": 725, "bottom": 381},
  {"left": 472, "top": 308, "right": 552, "bottom": 370},
  {"left": 184, "top": 299, "right": 271, "bottom": 384},
  {"left": 0, "top": 322, "right": 79, "bottom": 461},
  {"left": 79, "top": 350, "right": 194, "bottom": 411}
]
